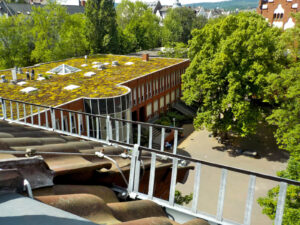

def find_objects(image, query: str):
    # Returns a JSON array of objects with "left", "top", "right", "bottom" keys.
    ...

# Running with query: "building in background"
[{"left": 257, "top": 0, "right": 299, "bottom": 29}]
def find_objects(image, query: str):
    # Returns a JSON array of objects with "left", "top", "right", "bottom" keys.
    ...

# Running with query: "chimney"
[{"left": 142, "top": 54, "right": 149, "bottom": 61}]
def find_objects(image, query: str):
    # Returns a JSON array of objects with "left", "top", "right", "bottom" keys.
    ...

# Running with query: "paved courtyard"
[{"left": 176, "top": 124, "right": 288, "bottom": 225}]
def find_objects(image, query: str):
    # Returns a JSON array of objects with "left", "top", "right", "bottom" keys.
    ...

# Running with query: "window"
[{"left": 133, "top": 88, "right": 137, "bottom": 105}]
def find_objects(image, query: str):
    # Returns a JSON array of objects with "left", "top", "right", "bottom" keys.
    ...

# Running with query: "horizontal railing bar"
[
  {"left": 0, "top": 97, "right": 183, "bottom": 131},
  {"left": 109, "top": 140, "right": 300, "bottom": 186}
]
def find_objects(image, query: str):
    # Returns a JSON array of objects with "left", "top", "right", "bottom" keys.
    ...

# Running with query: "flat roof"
[{"left": 0, "top": 55, "right": 184, "bottom": 107}]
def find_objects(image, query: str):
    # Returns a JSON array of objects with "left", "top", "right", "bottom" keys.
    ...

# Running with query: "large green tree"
[
  {"left": 182, "top": 12, "right": 285, "bottom": 137},
  {"left": 0, "top": 15, "right": 34, "bottom": 69},
  {"left": 116, "top": 0, "right": 161, "bottom": 53},
  {"left": 31, "top": 3, "right": 68, "bottom": 62},
  {"left": 162, "top": 7, "right": 207, "bottom": 45},
  {"left": 85, "top": 0, "right": 119, "bottom": 53},
  {"left": 31, "top": 3, "right": 88, "bottom": 63},
  {"left": 258, "top": 14, "right": 300, "bottom": 225}
]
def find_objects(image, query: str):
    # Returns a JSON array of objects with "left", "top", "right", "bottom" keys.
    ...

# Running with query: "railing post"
[
  {"left": 0, "top": 97, "right": 6, "bottom": 120},
  {"left": 243, "top": 175, "right": 256, "bottom": 225},
  {"left": 128, "top": 144, "right": 139, "bottom": 195},
  {"left": 160, "top": 128, "right": 165, "bottom": 151},
  {"left": 106, "top": 115, "right": 110, "bottom": 142},
  {"left": 50, "top": 107, "right": 56, "bottom": 130},
  {"left": 274, "top": 182, "right": 288, "bottom": 225},
  {"left": 191, "top": 163, "right": 202, "bottom": 213},
  {"left": 137, "top": 124, "right": 141, "bottom": 146},
  {"left": 216, "top": 169, "right": 228, "bottom": 222}
]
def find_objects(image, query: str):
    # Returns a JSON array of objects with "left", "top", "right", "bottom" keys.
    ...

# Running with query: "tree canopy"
[
  {"left": 182, "top": 12, "right": 285, "bottom": 137},
  {"left": 116, "top": 0, "right": 161, "bottom": 53},
  {"left": 162, "top": 7, "right": 207, "bottom": 45},
  {"left": 85, "top": 0, "right": 119, "bottom": 53}
]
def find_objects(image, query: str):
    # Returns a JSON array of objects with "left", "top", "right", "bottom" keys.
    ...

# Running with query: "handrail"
[{"left": 0, "top": 97, "right": 183, "bottom": 131}]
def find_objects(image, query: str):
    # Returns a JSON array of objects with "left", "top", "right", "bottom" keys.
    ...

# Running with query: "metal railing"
[
  {"left": 116, "top": 142, "right": 299, "bottom": 225},
  {"left": 1, "top": 97, "right": 299, "bottom": 225},
  {"left": 0, "top": 97, "right": 182, "bottom": 152}
]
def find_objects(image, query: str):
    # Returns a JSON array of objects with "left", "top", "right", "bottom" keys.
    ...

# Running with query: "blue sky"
[{"left": 115, "top": 0, "right": 231, "bottom": 5}]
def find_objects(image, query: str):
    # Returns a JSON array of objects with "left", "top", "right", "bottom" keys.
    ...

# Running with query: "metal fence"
[
  {"left": 0, "top": 97, "right": 182, "bottom": 152},
  {"left": 1, "top": 97, "right": 299, "bottom": 225},
  {"left": 116, "top": 143, "right": 299, "bottom": 225}
]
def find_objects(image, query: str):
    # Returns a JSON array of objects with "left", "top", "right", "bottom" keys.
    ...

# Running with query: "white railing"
[
  {"left": 1, "top": 97, "right": 299, "bottom": 225},
  {"left": 122, "top": 144, "right": 299, "bottom": 225},
  {"left": 0, "top": 97, "right": 182, "bottom": 152}
]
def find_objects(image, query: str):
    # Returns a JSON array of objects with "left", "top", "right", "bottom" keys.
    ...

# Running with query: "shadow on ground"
[{"left": 214, "top": 123, "right": 289, "bottom": 163}]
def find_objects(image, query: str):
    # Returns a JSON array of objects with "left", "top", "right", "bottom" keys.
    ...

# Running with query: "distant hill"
[{"left": 184, "top": 0, "right": 259, "bottom": 10}]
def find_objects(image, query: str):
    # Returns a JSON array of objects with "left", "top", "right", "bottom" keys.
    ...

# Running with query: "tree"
[
  {"left": 182, "top": 12, "right": 285, "bottom": 137},
  {"left": 85, "top": 0, "right": 119, "bottom": 53},
  {"left": 280, "top": 13, "right": 300, "bottom": 62},
  {"left": 257, "top": 40, "right": 300, "bottom": 225},
  {"left": 54, "top": 13, "right": 89, "bottom": 59},
  {"left": 0, "top": 15, "right": 34, "bottom": 69},
  {"left": 116, "top": 0, "right": 161, "bottom": 53},
  {"left": 162, "top": 7, "right": 204, "bottom": 45},
  {"left": 31, "top": 3, "right": 68, "bottom": 62}
]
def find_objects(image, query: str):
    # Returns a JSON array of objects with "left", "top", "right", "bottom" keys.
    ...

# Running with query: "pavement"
[{"left": 176, "top": 124, "right": 288, "bottom": 225}]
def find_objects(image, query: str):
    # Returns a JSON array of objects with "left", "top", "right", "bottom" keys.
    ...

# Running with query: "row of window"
[
  {"left": 84, "top": 93, "right": 132, "bottom": 115},
  {"left": 132, "top": 69, "right": 184, "bottom": 106}
]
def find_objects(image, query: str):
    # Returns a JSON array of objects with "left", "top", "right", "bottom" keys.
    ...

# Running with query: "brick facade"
[
  {"left": 257, "top": 0, "right": 299, "bottom": 29},
  {"left": 122, "top": 60, "right": 190, "bottom": 121}
]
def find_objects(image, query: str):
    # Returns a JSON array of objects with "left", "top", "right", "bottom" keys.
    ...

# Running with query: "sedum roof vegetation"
[{"left": 0, "top": 55, "right": 183, "bottom": 107}]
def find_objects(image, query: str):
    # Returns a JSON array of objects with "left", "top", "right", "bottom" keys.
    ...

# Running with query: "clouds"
[{"left": 115, "top": 0, "right": 231, "bottom": 5}]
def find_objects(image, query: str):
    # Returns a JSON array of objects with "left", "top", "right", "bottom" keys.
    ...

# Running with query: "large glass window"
[
  {"left": 121, "top": 95, "right": 126, "bottom": 111},
  {"left": 84, "top": 99, "right": 92, "bottom": 113},
  {"left": 99, "top": 99, "right": 107, "bottom": 114},
  {"left": 115, "top": 97, "right": 121, "bottom": 113},
  {"left": 91, "top": 99, "right": 99, "bottom": 114},
  {"left": 107, "top": 98, "right": 114, "bottom": 114}
]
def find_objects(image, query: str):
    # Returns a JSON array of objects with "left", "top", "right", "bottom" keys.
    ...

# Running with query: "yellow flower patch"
[{"left": 0, "top": 55, "right": 183, "bottom": 107}]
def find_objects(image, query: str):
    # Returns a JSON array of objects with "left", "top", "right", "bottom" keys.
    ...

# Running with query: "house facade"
[{"left": 257, "top": 0, "right": 299, "bottom": 29}]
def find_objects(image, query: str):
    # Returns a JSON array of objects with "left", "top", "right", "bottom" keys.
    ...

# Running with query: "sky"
[{"left": 114, "top": 0, "right": 231, "bottom": 5}]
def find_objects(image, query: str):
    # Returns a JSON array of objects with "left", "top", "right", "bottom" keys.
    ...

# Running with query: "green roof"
[{"left": 0, "top": 55, "right": 184, "bottom": 107}]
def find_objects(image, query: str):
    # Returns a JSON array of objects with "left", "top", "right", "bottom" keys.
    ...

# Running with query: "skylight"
[
  {"left": 47, "top": 64, "right": 81, "bottom": 75},
  {"left": 84, "top": 72, "right": 96, "bottom": 77},
  {"left": 64, "top": 85, "right": 80, "bottom": 90},
  {"left": 21, "top": 87, "right": 38, "bottom": 93}
]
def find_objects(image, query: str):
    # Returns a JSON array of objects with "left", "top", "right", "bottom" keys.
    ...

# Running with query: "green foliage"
[
  {"left": 182, "top": 12, "right": 285, "bottom": 137},
  {"left": 257, "top": 14, "right": 300, "bottom": 225},
  {"left": 155, "top": 111, "right": 190, "bottom": 127},
  {"left": 116, "top": 0, "right": 161, "bottom": 53},
  {"left": 280, "top": 13, "right": 300, "bottom": 62},
  {"left": 0, "top": 15, "right": 34, "bottom": 69},
  {"left": 85, "top": 0, "right": 119, "bottom": 53},
  {"left": 174, "top": 190, "right": 193, "bottom": 205},
  {"left": 159, "top": 42, "right": 188, "bottom": 58},
  {"left": 31, "top": 3, "right": 89, "bottom": 63},
  {"left": 162, "top": 7, "right": 207, "bottom": 45},
  {"left": 31, "top": 3, "right": 68, "bottom": 62},
  {"left": 266, "top": 64, "right": 300, "bottom": 157},
  {"left": 258, "top": 157, "right": 300, "bottom": 225}
]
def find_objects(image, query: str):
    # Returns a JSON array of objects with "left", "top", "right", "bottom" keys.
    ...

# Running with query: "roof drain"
[
  {"left": 95, "top": 151, "right": 128, "bottom": 186},
  {"left": 23, "top": 179, "right": 33, "bottom": 199}
]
